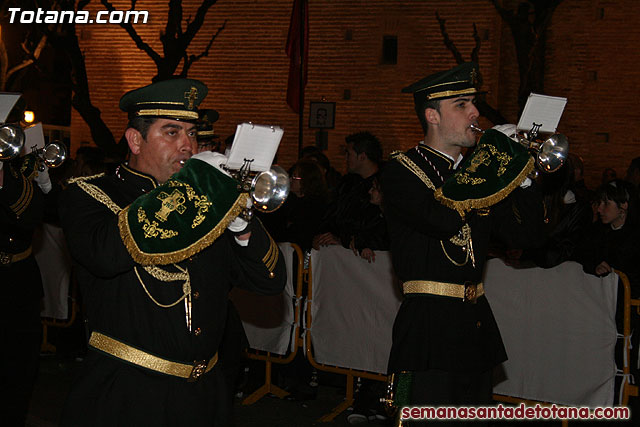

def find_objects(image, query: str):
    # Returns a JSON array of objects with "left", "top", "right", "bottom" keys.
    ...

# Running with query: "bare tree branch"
[
  {"left": 101, "top": 0, "right": 162, "bottom": 64},
  {"left": 182, "top": 19, "right": 226, "bottom": 75},
  {"left": 435, "top": 11, "right": 464, "bottom": 64},
  {"left": 470, "top": 23, "right": 481, "bottom": 64}
]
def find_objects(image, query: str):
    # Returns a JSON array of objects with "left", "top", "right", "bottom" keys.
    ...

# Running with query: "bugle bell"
[
  {"left": 470, "top": 124, "right": 569, "bottom": 173},
  {"left": 227, "top": 160, "right": 290, "bottom": 218},
  {"left": 0, "top": 122, "right": 67, "bottom": 170},
  {"left": 0, "top": 123, "right": 25, "bottom": 161}
]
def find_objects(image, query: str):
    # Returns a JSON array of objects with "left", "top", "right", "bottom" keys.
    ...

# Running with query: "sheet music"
[
  {"left": 517, "top": 93, "right": 567, "bottom": 134},
  {"left": 0, "top": 92, "right": 22, "bottom": 123},
  {"left": 21, "top": 122, "right": 45, "bottom": 156},
  {"left": 225, "top": 123, "right": 284, "bottom": 172}
]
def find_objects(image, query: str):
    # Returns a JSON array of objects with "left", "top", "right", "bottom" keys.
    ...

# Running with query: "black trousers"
[{"left": 403, "top": 369, "right": 492, "bottom": 426}]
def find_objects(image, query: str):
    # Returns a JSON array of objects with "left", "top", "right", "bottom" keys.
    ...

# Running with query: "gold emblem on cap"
[
  {"left": 469, "top": 68, "right": 478, "bottom": 86},
  {"left": 184, "top": 87, "right": 198, "bottom": 110}
]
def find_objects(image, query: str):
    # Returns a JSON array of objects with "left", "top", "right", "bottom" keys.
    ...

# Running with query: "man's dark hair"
[
  {"left": 416, "top": 99, "right": 441, "bottom": 135},
  {"left": 345, "top": 131, "right": 382, "bottom": 164},
  {"left": 127, "top": 117, "right": 158, "bottom": 140}
]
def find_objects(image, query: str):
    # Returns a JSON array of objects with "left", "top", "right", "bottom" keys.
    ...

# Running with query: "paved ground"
[{"left": 26, "top": 352, "right": 366, "bottom": 427}]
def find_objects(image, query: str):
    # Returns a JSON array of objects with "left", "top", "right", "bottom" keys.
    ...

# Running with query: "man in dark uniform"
[
  {"left": 381, "top": 63, "right": 544, "bottom": 423},
  {"left": 0, "top": 144, "right": 46, "bottom": 426},
  {"left": 58, "top": 78, "right": 286, "bottom": 426}
]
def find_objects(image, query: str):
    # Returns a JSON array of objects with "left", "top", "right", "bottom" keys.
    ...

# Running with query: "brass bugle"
[{"left": 470, "top": 124, "right": 568, "bottom": 173}]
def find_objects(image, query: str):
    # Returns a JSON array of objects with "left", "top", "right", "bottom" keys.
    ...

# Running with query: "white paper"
[
  {"left": 225, "top": 123, "right": 284, "bottom": 172},
  {"left": 0, "top": 92, "right": 22, "bottom": 123},
  {"left": 517, "top": 93, "right": 567, "bottom": 134},
  {"left": 21, "top": 122, "right": 45, "bottom": 156}
]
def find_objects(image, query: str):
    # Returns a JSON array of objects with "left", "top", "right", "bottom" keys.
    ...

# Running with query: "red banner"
[{"left": 285, "top": 0, "right": 308, "bottom": 114}]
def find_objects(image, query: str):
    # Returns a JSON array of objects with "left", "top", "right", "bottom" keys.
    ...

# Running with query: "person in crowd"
[
  {"left": 577, "top": 179, "right": 640, "bottom": 296},
  {"left": 381, "top": 62, "right": 544, "bottom": 423},
  {"left": 0, "top": 97, "right": 51, "bottom": 425},
  {"left": 195, "top": 108, "right": 221, "bottom": 153},
  {"left": 506, "top": 159, "right": 592, "bottom": 268},
  {"left": 301, "top": 145, "right": 342, "bottom": 198},
  {"left": 349, "top": 171, "right": 389, "bottom": 264},
  {"left": 262, "top": 158, "right": 329, "bottom": 252},
  {"left": 567, "top": 153, "right": 592, "bottom": 204},
  {"left": 312, "top": 131, "right": 385, "bottom": 252},
  {"left": 58, "top": 78, "right": 286, "bottom": 426},
  {"left": 576, "top": 179, "right": 640, "bottom": 407}
]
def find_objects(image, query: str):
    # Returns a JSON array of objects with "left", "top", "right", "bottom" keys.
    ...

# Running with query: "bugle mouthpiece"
[{"left": 469, "top": 124, "right": 484, "bottom": 134}]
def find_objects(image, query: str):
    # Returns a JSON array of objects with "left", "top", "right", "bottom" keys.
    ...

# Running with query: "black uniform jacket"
[
  {"left": 381, "top": 144, "right": 543, "bottom": 375},
  {"left": 58, "top": 163, "right": 286, "bottom": 426},
  {"left": 0, "top": 160, "right": 44, "bottom": 303}
]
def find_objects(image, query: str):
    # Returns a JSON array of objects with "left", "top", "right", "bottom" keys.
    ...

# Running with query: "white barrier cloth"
[
  {"left": 34, "top": 223, "right": 72, "bottom": 319},
  {"left": 230, "top": 242, "right": 296, "bottom": 355},
  {"left": 484, "top": 259, "right": 618, "bottom": 407},
  {"left": 310, "top": 246, "right": 402, "bottom": 374}
]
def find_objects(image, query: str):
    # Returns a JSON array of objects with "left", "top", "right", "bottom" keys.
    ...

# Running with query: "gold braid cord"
[
  {"left": 391, "top": 151, "right": 436, "bottom": 191},
  {"left": 134, "top": 265, "right": 190, "bottom": 308},
  {"left": 393, "top": 151, "right": 472, "bottom": 267},
  {"left": 73, "top": 175, "right": 191, "bottom": 311}
]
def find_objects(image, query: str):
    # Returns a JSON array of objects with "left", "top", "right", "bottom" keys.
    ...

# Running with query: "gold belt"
[
  {"left": 88, "top": 331, "right": 218, "bottom": 382},
  {"left": 403, "top": 280, "right": 484, "bottom": 303},
  {"left": 0, "top": 246, "right": 32, "bottom": 265}
]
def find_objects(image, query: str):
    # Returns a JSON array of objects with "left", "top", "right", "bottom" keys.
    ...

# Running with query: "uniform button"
[
  {"left": 269, "top": 272, "right": 275, "bottom": 279},
  {"left": 194, "top": 327, "right": 202, "bottom": 336},
  {"left": 476, "top": 321, "right": 482, "bottom": 328},
  {"left": 8, "top": 237, "right": 14, "bottom": 242},
  {"left": 192, "top": 291, "right": 200, "bottom": 299},
  {"left": 188, "top": 257, "right": 194, "bottom": 262}
]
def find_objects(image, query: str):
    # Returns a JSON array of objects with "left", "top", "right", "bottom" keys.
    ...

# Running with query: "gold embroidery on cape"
[
  {"left": 484, "top": 144, "right": 512, "bottom": 176},
  {"left": 155, "top": 189, "right": 187, "bottom": 222},
  {"left": 455, "top": 172, "right": 486, "bottom": 185},
  {"left": 137, "top": 207, "right": 179, "bottom": 239},
  {"left": 466, "top": 150, "right": 491, "bottom": 173},
  {"left": 165, "top": 180, "right": 212, "bottom": 229}
]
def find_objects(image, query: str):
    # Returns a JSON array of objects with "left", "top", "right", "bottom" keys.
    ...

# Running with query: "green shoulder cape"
[{"left": 434, "top": 129, "right": 534, "bottom": 216}]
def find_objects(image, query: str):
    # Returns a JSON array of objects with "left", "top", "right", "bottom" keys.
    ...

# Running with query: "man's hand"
[
  {"left": 360, "top": 248, "right": 376, "bottom": 263},
  {"left": 312, "top": 232, "right": 340, "bottom": 250},
  {"left": 34, "top": 164, "right": 52, "bottom": 194},
  {"left": 191, "top": 151, "right": 230, "bottom": 176},
  {"left": 595, "top": 261, "right": 612, "bottom": 276}
]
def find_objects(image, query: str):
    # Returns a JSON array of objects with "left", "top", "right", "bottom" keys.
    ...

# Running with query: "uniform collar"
[
  {"left": 116, "top": 163, "right": 157, "bottom": 193},
  {"left": 416, "top": 143, "right": 463, "bottom": 170}
]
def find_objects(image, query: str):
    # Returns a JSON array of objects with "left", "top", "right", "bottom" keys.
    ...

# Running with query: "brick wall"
[{"left": 72, "top": 0, "right": 640, "bottom": 189}]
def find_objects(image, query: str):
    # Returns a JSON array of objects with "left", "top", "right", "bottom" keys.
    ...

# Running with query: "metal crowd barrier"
[{"left": 237, "top": 246, "right": 638, "bottom": 423}]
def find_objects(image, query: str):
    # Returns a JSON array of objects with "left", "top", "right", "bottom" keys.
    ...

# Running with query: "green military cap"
[
  {"left": 196, "top": 108, "right": 220, "bottom": 142},
  {"left": 402, "top": 62, "right": 484, "bottom": 104},
  {"left": 119, "top": 78, "right": 208, "bottom": 121}
]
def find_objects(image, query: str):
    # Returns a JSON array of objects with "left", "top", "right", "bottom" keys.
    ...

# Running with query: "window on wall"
[{"left": 382, "top": 35, "right": 397, "bottom": 65}]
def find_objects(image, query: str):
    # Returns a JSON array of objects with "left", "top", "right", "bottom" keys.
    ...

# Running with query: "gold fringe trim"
[
  {"left": 118, "top": 193, "right": 250, "bottom": 266},
  {"left": 434, "top": 157, "right": 534, "bottom": 217}
]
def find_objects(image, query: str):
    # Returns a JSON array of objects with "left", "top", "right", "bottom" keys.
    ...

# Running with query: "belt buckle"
[
  {"left": 463, "top": 281, "right": 478, "bottom": 303},
  {"left": 0, "top": 252, "right": 11, "bottom": 265},
  {"left": 188, "top": 360, "right": 208, "bottom": 382}
]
